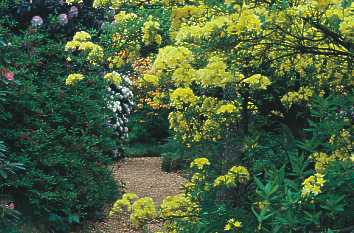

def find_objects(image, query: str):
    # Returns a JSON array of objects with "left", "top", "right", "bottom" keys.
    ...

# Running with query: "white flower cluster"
[{"left": 107, "top": 74, "right": 134, "bottom": 139}]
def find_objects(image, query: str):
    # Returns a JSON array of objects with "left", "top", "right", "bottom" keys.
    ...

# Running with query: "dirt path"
[{"left": 88, "top": 157, "right": 186, "bottom": 233}]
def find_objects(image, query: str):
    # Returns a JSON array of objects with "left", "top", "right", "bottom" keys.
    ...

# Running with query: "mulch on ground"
[{"left": 87, "top": 157, "right": 186, "bottom": 233}]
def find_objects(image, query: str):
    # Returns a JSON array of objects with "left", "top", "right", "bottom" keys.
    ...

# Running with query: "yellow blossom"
[
  {"left": 190, "top": 157, "right": 210, "bottom": 170},
  {"left": 104, "top": 72, "right": 122, "bottom": 86},
  {"left": 65, "top": 73, "right": 84, "bottom": 86}
]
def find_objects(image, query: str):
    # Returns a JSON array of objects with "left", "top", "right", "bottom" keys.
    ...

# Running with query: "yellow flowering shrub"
[
  {"left": 70, "top": 0, "right": 353, "bottom": 232},
  {"left": 110, "top": 158, "right": 250, "bottom": 231}
]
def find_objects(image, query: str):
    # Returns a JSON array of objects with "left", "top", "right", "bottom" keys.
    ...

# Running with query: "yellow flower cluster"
[
  {"left": 110, "top": 191, "right": 199, "bottom": 229},
  {"left": 114, "top": 11, "right": 137, "bottom": 23},
  {"left": 103, "top": 72, "right": 122, "bottom": 86},
  {"left": 224, "top": 218, "right": 242, "bottom": 231},
  {"left": 167, "top": 94, "right": 241, "bottom": 143},
  {"left": 185, "top": 172, "right": 205, "bottom": 191},
  {"left": 217, "top": 103, "right": 237, "bottom": 114},
  {"left": 195, "top": 56, "right": 233, "bottom": 88},
  {"left": 190, "top": 157, "right": 210, "bottom": 170},
  {"left": 241, "top": 74, "right": 271, "bottom": 90},
  {"left": 152, "top": 46, "right": 194, "bottom": 75},
  {"left": 65, "top": 73, "right": 84, "bottom": 86},
  {"left": 93, "top": 0, "right": 117, "bottom": 8},
  {"left": 227, "top": 6, "right": 261, "bottom": 34},
  {"left": 170, "top": 87, "right": 198, "bottom": 109},
  {"left": 301, "top": 173, "right": 326, "bottom": 197},
  {"left": 110, "top": 193, "right": 138, "bottom": 216},
  {"left": 130, "top": 197, "right": 157, "bottom": 227},
  {"left": 310, "top": 129, "right": 353, "bottom": 172},
  {"left": 311, "top": 152, "right": 335, "bottom": 173},
  {"left": 281, "top": 87, "right": 313, "bottom": 108},
  {"left": 171, "top": 64, "right": 195, "bottom": 86},
  {"left": 174, "top": 4, "right": 261, "bottom": 43},
  {"left": 110, "top": 194, "right": 157, "bottom": 228},
  {"left": 65, "top": 0, "right": 83, "bottom": 5},
  {"left": 72, "top": 31, "right": 91, "bottom": 42},
  {"left": 65, "top": 31, "right": 104, "bottom": 65},
  {"left": 214, "top": 165, "right": 250, "bottom": 187},
  {"left": 108, "top": 55, "right": 124, "bottom": 69},
  {"left": 175, "top": 15, "right": 232, "bottom": 43},
  {"left": 170, "top": 5, "right": 207, "bottom": 38},
  {"left": 93, "top": 0, "right": 162, "bottom": 9},
  {"left": 142, "top": 74, "right": 159, "bottom": 86},
  {"left": 160, "top": 194, "right": 198, "bottom": 219},
  {"left": 143, "top": 16, "right": 162, "bottom": 45}
]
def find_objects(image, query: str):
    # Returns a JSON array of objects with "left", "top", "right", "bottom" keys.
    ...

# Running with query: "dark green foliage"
[
  {"left": 160, "top": 138, "right": 189, "bottom": 172},
  {"left": 0, "top": 141, "right": 22, "bottom": 232},
  {"left": 0, "top": 2, "right": 119, "bottom": 232},
  {"left": 127, "top": 108, "right": 170, "bottom": 144}
]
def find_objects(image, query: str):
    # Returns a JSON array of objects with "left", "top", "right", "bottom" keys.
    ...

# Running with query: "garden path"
[{"left": 88, "top": 157, "right": 186, "bottom": 233}]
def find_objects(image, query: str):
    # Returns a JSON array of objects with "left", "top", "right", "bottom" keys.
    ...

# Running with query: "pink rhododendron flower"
[
  {"left": 6, "top": 202, "right": 15, "bottom": 209},
  {"left": 5, "top": 71, "right": 14, "bottom": 81}
]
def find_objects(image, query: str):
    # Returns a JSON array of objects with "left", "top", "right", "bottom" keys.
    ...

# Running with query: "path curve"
[{"left": 88, "top": 157, "right": 185, "bottom": 233}]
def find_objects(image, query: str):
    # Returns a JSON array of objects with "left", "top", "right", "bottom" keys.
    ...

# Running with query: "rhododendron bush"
[
  {"left": 0, "top": 1, "right": 127, "bottom": 232},
  {"left": 79, "top": 0, "right": 353, "bottom": 232}
]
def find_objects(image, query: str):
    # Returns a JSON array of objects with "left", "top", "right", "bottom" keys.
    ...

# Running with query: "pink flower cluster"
[
  {"left": 5, "top": 202, "right": 16, "bottom": 209},
  {"left": 1, "top": 68, "right": 15, "bottom": 81}
]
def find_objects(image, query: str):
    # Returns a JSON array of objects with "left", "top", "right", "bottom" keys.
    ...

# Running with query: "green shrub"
[{"left": 0, "top": 1, "right": 122, "bottom": 232}]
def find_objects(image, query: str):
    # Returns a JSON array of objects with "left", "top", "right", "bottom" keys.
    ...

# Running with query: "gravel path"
[{"left": 88, "top": 157, "right": 186, "bottom": 233}]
